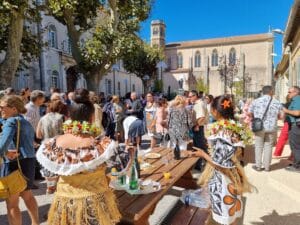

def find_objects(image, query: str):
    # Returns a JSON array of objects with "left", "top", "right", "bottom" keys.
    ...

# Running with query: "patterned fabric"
[
  {"left": 207, "top": 130, "right": 243, "bottom": 224},
  {"left": 249, "top": 95, "right": 282, "bottom": 132},
  {"left": 36, "top": 136, "right": 116, "bottom": 176},
  {"left": 168, "top": 107, "right": 193, "bottom": 145},
  {"left": 37, "top": 112, "right": 64, "bottom": 139},
  {"left": 145, "top": 103, "right": 157, "bottom": 134}
]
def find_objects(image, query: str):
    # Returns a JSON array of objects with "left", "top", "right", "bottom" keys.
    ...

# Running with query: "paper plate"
[{"left": 145, "top": 152, "right": 161, "bottom": 159}]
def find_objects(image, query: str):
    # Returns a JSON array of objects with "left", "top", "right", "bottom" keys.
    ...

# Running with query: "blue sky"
[{"left": 139, "top": 0, "right": 294, "bottom": 65}]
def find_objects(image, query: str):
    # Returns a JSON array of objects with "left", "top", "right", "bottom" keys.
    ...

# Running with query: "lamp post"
[
  {"left": 142, "top": 74, "right": 150, "bottom": 93},
  {"left": 112, "top": 64, "right": 120, "bottom": 95}
]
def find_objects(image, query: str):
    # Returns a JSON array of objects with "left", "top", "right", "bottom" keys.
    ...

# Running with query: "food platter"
[{"left": 145, "top": 152, "right": 161, "bottom": 159}]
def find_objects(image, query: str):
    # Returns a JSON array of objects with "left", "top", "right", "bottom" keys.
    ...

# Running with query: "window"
[
  {"left": 194, "top": 51, "right": 201, "bottom": 67},
  {"left": 48, "top": 25, "right": 57, "bottom": 48},
  {"left": 51, "top": 71, "right": 59, "bottom": 88},
  {"left": 153, "top": 27, "right": 159, "bottom": 36},
  {"left": 167, "top": 57, "right": 172, "bottom": 69},
  {"left": 105, "top": 79, "right": 112, "bottom": 95},
  {"left": 177, "top": 53, "right": 183, "bottom": 69},
  {"left": 211, "top": 49, "right": 218, "bottom": 67},
  {"left": 132, "top": 84, "right": 136, "bottom": 92},
  {"left": 229, "top": 48, "right": 236, "bottom": 65}
]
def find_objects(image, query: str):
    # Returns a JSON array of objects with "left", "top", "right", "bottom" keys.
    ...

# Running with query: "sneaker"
[
  {"left": 285, "top": 166, "right": 300, "bottom": 173},
  {"left": 252, "top": 165, "right": 263, "bottom": 172}
]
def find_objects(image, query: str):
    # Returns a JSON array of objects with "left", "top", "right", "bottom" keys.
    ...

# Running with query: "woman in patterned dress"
[
  {"left": 190, "top": 95, "right": 253, "bottom": 225},
  {"left": 36, "top": 89, "right": 120, "bottom": 225}
]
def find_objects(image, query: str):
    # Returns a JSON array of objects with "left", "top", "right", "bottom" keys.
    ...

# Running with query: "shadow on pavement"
[
  {"left": 0, "top": 203, "right": 50, "bottom": 225},
  {"left": 270, "top": 159, "right": 291, "bottom": 171},
  {"left": 250, "top": 210, "right": 300, "bottom": 225}
]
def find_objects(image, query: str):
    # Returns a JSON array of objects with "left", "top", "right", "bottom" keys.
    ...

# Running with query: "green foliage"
[
  {"left": 233, "top": 80, "right": 243, "bottom": 99},
  {"left": 122, "top": 41, "right": 163, "bottom": 80},
  {"left": 196, "top": 77, "right": 209, "bottom": 94},
  {"left": 0, "top": 0, "right": 42, "bottom": 68},
  {"left": 47, "top": 0, "right": 154, "bottom": 88},
  {"left": 153, "top": 79, "right": 163, "bottom": 92}
]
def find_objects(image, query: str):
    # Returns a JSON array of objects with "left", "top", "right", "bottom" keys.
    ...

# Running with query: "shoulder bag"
[
  {"left": 0, "top": 119, "right": 27, "bottom": 199},
  {"left": 251, "top": 98, "right": 272, "bottom": 132}
]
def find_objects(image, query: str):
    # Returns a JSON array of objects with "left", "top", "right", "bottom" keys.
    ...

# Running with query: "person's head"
[
  {"left": 69, "top": 88, "right": 94, "bottom": 122},
  {"left": 68, "top": 92, "right": 75, "bottom": 102},
  {"left": 198, "top": 91, "right": 204, "bottom": 99},
  {"left": 50, "top": 87, "right": 60, "bottom": 94},
  {"left": 288, "top": 86, "right": 300, "bottom": 99},
  {"left": 188, "top": 90, "right": 198, "bottom": 103},
  {"left": 50, "top": 92, "right": 62, "bottom": 101},
  {"left": 130, "top": 92, "right": 137, "bottom": 100},
  {"left": 0, "top": 95, "right": 27, "bottom": 119},
  {"left": 262, "top": 86, "right": 273, "bottom": 96},
  {"left": 5, "top": 87, "right": 15, "bottom": 95},
  {"left": 30, "top": 90, "right": 45, "bottom": 106},
  {"left": 157, "top": 97, "right": 167, "bottom": 108},
  {"left": 205, "top": 94, "right": 214, "bottom": 104},
  {"left": 89, "top": 91, "right": 99, "bottom": 104},
  {"left": 20, "top": 87, "right": 30, "bottom": 97},
  {"left": 47, "top": 99, "right": 66, "bottom": 114},
  {"left": 172, "top": 95, "right": 186, "bottom": 108},
  {"left": 112, "top": 95, "right": 120, "bottom": 104},
  {"left": 146, "top": 92, "right": 154, "bottom": 103},
  {"left": 210, "top": 95, "right": 235, "bottom": 121}
]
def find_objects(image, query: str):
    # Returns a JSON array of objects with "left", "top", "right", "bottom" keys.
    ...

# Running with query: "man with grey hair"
[
  {"left": 24, "top": 90, "right": 45, "bottom": 131},
  {"left": 249, "top": 85, "right": 282, "bottom": 171},
  {"left": 282, "top": 86, "right": 300, "bottom": 172}
]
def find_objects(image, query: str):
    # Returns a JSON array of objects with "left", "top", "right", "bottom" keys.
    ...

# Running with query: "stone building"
[
  {"left": 151, "top": 20, "right": 274, "bottom": 97},
  {"left": 275, "top": 0, "right": 300, "bottom": 103},
  {"left": 11, "top": 12, "right": 143, "bottom": 96}
]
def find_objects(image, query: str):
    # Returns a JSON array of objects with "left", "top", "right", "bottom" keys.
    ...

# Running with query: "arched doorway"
[{"left": 66, "top": 66, "right": 78, "bottom": 92}]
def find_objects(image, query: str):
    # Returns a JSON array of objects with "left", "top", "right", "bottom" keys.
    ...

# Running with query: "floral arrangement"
[
  {"left": 209, "top": 119, "right": 253, "bottom": 145},
  {"left": 62, "top": 120, "right": 101, "bottom": 137}
]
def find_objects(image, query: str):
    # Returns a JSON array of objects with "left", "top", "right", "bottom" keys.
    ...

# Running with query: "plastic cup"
[{"left": 163, "top": 172, "right": 171, "bottom": 179}]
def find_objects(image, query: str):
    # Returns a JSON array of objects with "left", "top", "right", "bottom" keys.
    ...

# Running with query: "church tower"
[{"left": 150, "top": 20, "right": 166, "bottom": 48}]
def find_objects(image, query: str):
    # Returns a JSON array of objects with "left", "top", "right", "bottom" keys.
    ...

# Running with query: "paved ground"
[{"left": 1, "top": 126, "right": 300, "bottom": 225}]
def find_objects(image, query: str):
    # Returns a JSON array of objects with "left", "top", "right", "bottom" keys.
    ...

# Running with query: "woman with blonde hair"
[
  {"left": 168, "top": 95, "right": 193, "bottom": 151},
  {"left": 0, "top": 95, "right": 39, "bottom": 225}
]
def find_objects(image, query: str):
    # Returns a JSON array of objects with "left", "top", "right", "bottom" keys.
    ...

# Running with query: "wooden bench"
[{"left": 162, "top": 201, "right": 210, "bottom": 225}]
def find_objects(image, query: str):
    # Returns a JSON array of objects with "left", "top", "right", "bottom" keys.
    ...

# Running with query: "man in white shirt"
[
  {"left": 24, "top": 90, "right": 45, "bottom": 132},
  {"left": 249, "top": 86, "right": 282, "bottom": 171}
]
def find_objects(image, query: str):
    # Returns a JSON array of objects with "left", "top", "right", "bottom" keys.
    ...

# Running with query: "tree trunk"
[{"left": 0, "top": 10, "right": 25, "bottom": 90}]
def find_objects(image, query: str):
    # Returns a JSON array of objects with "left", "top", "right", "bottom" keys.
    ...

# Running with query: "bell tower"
[{"left": 150, "top": 20, "right": 166, "bottom": 48}]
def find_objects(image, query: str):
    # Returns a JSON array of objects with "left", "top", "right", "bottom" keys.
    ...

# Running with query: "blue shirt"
[
  {"left": 0, "top": 115, "right": 35, "bottom": 162},
  {"left": 288, "top": 95, "right": 300, "bottom": 123}
]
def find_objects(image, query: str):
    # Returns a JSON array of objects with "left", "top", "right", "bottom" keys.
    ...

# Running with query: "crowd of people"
[{"left": 0, "top": 84, "right": 299, "bottom": 225}]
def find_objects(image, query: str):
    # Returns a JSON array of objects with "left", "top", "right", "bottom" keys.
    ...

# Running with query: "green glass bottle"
[{"left": 129, "top": 162, "right": 139, "bottom": 190}]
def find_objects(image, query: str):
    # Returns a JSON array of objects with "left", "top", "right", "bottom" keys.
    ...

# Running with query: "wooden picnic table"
[{"left": 115, "top": 147, "right": 200, "bottom": 225}]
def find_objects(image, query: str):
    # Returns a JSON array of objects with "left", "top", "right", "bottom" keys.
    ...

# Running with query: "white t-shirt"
[{"left": 123, "top": 116, "right": 138, "bottom": 140}]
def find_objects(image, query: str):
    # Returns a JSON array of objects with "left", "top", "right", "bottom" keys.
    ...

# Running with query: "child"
[{"left": 190, "top": 95, "right": 253, "bottom": 225}]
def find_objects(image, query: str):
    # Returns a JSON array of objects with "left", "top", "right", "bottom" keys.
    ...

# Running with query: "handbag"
[
  {"left": 0, "top": 119, "right": 27, "bottom": 199},
  {"left": 252, "top": 98, "right": 272, "bottom": 132}
]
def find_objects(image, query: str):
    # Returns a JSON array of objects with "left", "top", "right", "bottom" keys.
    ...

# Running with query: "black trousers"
[
  {"left": 289, "top": 124, "right": 300, "bottom": 167},
  {"left": 193, "top": 126, "right": 207, "bottom": 170}
]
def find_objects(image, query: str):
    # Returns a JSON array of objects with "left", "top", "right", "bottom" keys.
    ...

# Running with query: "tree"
[
  {"left": 47, "top": 0, "right": 154, "bottom": 91},
  {"left": 195, "top": 77, "right": 209, "bottom": 94},
  {"left": 122, "top": 41, "right": 164, "bottom": 93},
  {"left": 0, "top": 0, "right": 41, "bottom": 89}
]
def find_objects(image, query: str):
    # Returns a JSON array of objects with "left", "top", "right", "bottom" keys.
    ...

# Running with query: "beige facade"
[
  {"left": 275, "top": 0, "right": 300, "bottom": 102},
  {"left": 151, "top": 21, "right": 274, "bottom": 97}
]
